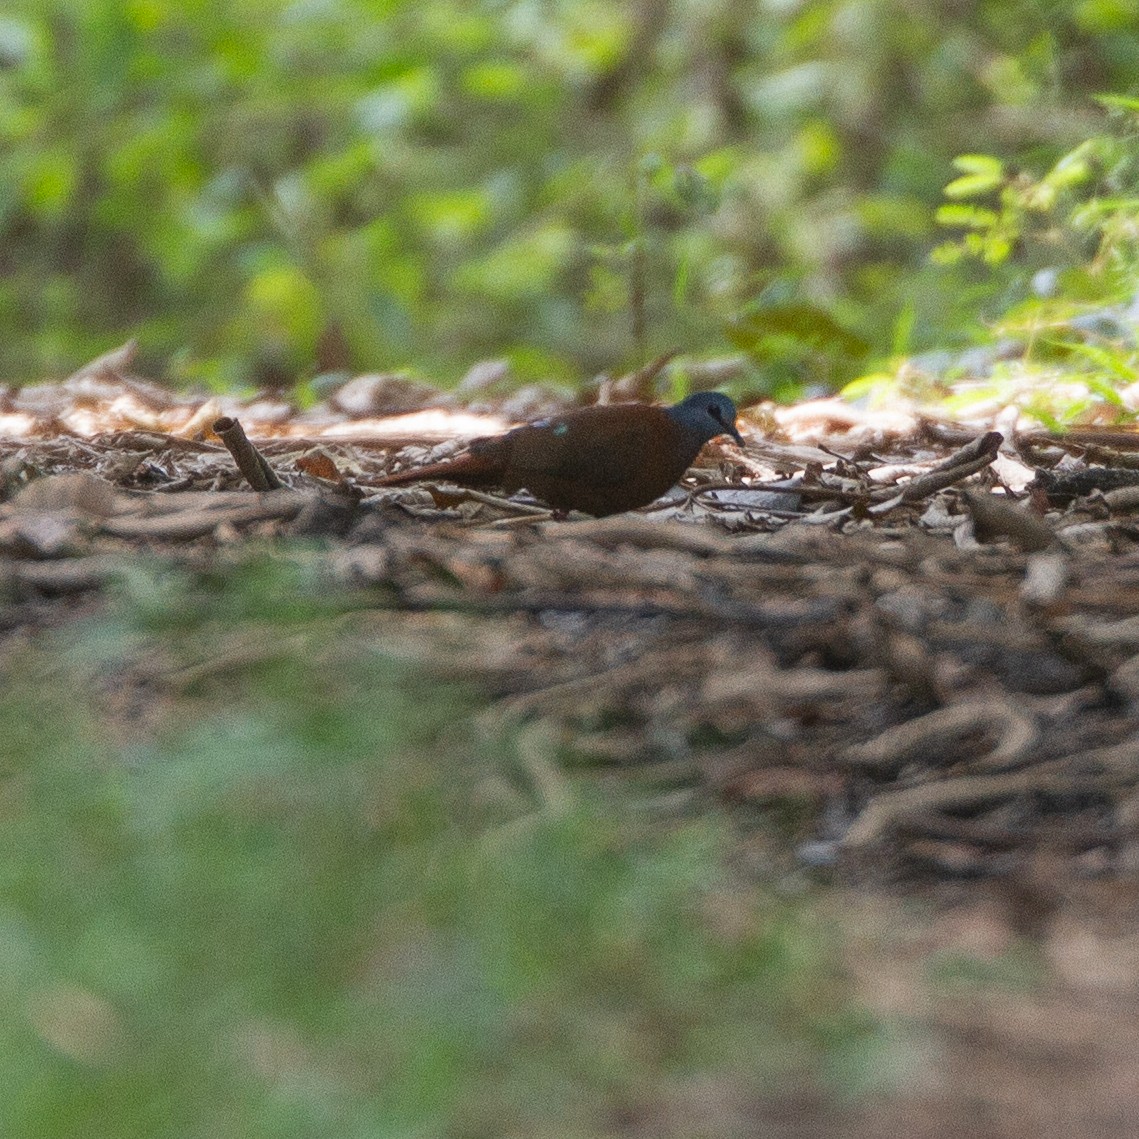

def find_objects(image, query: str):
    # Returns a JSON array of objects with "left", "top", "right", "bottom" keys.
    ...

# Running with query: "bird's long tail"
[{"left": 372, "top": 449, "right": 504, "bottom": 488}]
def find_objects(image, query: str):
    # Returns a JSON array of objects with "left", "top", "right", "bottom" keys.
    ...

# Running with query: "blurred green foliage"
[
  {"left": 1, "top": 0, "right": 1137, "bottom": 391},
  {"left": 848, "top": 95, "right": 1139, "bottom": 426},
  {"left": 0, "top": 555, "right": 891, "bottom": 1137}
]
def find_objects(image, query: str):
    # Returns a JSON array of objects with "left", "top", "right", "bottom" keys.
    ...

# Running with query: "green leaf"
[
  {"left": 462, "top": 60, "right": 528, "bottom": 100},
  {"left": 408, "top": 189, "right": 492, "bottom": 244},
  {"left": 1043, "top": 144, "right": 1094, "bottom": 191},
  {"left": 1096, "top": 94, "right": 1139, "bottom": 113},
  {"left": 944, "top": 172, "right": 1004, "bottom": 199},
  {"left": 244, "top": 265, "right": 322, "bottom": 347},
  {"left": 840, "top": 370, "right": 899, "bottom": 400},
  {"left": 726, "top": 304, "right": 870, "bottom": 359},
  {"left": 892, "top": 300, "right": 916, "bottom": 357},
  {"left": 981, "top": 234, "right": 1012, "bottom": 264},
  {"left": 22, "top": 151, "right": 77, "bottom": 218},
  {"left": 1047, "top": 338, "right": 1136, "bottom": 386},
  {"left": 456, "top": 224, "right": 574, "bottom": 300},
  {"left": 930, "top": 241, "right": 964, "bottom": 266},
  {"left": 952, "top": 154, "right": 1004, "bottom": 177}
]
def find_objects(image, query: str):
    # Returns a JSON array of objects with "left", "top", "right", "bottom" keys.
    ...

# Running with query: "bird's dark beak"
[{"left": 724, "top": 421, "right": 743, "bottom": 446}]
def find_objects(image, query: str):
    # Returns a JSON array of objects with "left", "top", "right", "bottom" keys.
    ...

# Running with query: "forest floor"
[{"left": 4, "top": 358, "right": 1139, "bottom": 1136}]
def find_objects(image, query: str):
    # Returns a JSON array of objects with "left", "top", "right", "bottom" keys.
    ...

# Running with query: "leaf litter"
[{"left": 6, "top": 355, "right": 1139, "bottom": 1135}]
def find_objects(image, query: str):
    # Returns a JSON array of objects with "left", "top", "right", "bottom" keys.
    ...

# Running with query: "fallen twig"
[
  {"left": 8, "top": 554, "right": 125, "bottom": 594},
  {"left": 933, "top": 430, "right": 1003, "bottom": 470},
  {"left": 869, "top": 451, "right": 998, "bottom": 507},
  {"left": 455, "top": 488, "right": 553, "bottom": 515},
  {"left": 842, "top": 768, "right": 1101, "bottom": 850},
  {"left": 213, "top": 416, "right": 283, "bottom": 490},
  {"left": 843, "top": 736, "right": 1139, "bottom": 851},
  {"left": 843, "top": 701, "right": 1038, "bottom": 773},
  {"left": 384, "top": 582, "right": 848, "bottom": 630},
  {"left": 101, "top": 490, "right": 308, "bottom": 540}
]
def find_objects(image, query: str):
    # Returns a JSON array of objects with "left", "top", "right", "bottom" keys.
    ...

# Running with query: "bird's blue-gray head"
[{"left": 667, "top": 392, "right": 743, "bottom": 448}]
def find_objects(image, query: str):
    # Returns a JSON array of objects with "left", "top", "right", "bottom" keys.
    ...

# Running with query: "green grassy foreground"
[{"left": 0, "top": 557, "right": 891, "bottom": 1138}]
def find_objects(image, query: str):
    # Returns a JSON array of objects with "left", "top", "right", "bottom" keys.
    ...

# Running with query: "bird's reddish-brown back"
[{"left": 373, "top": 394, "right": 741, "bottom": 516}]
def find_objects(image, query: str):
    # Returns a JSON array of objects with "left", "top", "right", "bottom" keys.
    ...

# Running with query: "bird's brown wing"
[
  {"left": 503, "top": 405, "right": 675, "bottom": 486},
  {"left": 499, "top": 405, "right": 696, "bottom": 515}
]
